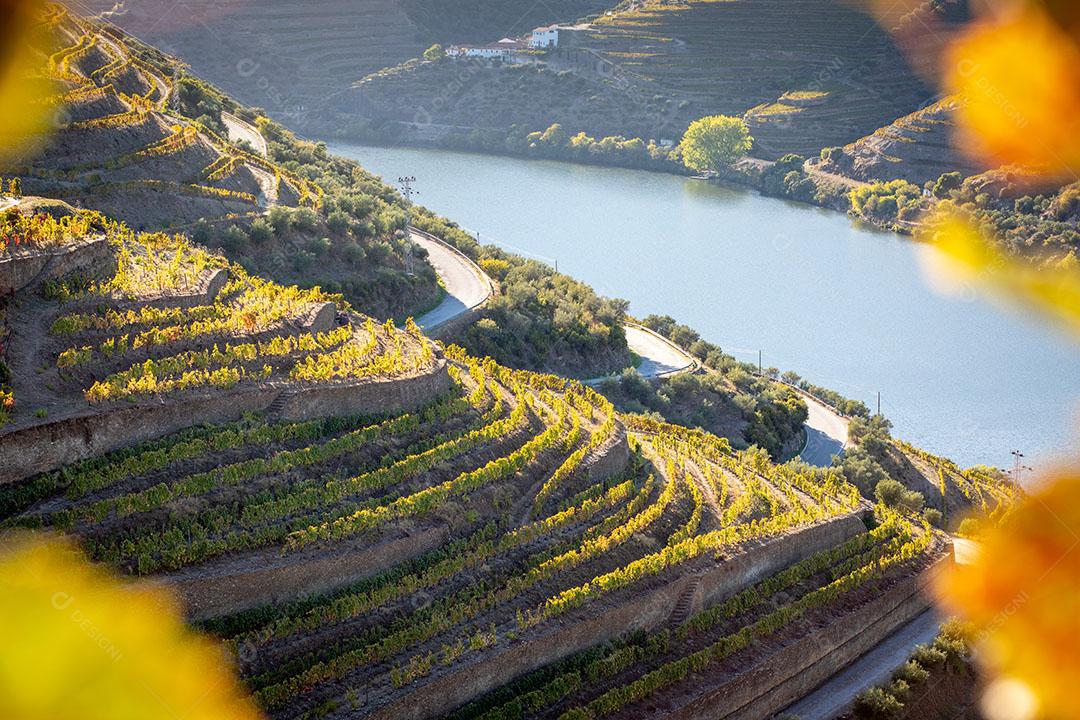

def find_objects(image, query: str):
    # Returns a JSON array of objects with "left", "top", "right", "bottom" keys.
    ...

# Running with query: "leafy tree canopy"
[{"left": 677, "top": 115, "right": 753, "bottom": 172}]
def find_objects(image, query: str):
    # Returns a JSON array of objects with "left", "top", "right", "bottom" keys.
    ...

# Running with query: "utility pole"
[
  {"left": 398, "top": 175, "right": 417, "bottom": 276},
  {"left": 1010, "top": 449, "right": 1031, "bottom": 485},
  {"left": 758, "top": 350, "right": 762, "bottom": 376},
  {"left": 876, "top": 392, "right": 881, "bottom": 417}
]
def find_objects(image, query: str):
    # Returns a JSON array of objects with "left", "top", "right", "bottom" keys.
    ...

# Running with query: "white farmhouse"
[
  {"left": 528, "top": 25, "right": 560, "bottom": 49},
  {"left": 449, "top": 37, "right": 528, "bottom": 59}
]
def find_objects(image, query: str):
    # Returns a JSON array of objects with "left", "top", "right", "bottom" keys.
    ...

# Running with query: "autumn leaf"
[
  {"left": 0, "top": 0, "right": 57, "bottom": 162},
  {"left": 0, "top": 533, "right": 264, "bottom": 720},
  {"left": 944, "top": 8, "right": 1080, "bottom": 178},
  {"left": 934, "top": 474, "right": 1080, "bottom": 719},
  {"left": 918, "top": 208, "right": 1080, "bottom": 338}
]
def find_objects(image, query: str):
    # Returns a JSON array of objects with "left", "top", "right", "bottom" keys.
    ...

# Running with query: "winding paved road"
[
  {"left": 222, "top": 111, "right": 269, "bottom": 157},
  {"left": 624, "top": 324, "right": 696, "bottom": 379},
  {"left": 799, "top": 391, "right": 850, "bottom": 467},
  {"left": 410, "top": 230, "right": 493, "bottom": 331},
  {"left": 410, "top": 227, "right": 848, "bottom": 466},
  {"left": 781, "top": 609, "right": 942, "bottom": 720}
]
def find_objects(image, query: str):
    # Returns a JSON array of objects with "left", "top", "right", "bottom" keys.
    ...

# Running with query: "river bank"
[
  {"left": 311, "top": 122, "right": 905, "bottom": 232},
  {"left": 327, "top": 139, "right": 1080, "bottom": 469}
]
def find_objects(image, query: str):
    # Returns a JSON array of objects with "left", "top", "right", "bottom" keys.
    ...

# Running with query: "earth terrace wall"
[
  {"left": 172, "top": 526, "right": 452, "bottom": 621},
  {"left": 0, "top": 235, "right": 115, "bottom": 293},
  {"left": 0, "top": 358, "right": 451, "bottom": 483},
  {"left": 110, "top": 266, "right": 230, "bottom": 311},
  {"left": 672, "top": 553, "right": 949, "bottom": 720},
  {"left": 175, "top": 414, "right": 631, "bottom": 619},
  {"left": 368, "top": 511, "right": 868, "bottom": 720}
]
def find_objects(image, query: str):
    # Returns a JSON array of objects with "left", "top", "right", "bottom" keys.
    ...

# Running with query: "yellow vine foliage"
[{"left": 0, "top": 533, "right": 263, "bottom": 720}]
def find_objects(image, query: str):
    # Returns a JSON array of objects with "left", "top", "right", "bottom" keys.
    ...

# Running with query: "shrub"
[
  {"left": 911, "top": 643, "right": 947, "bottom": 668},
  {"left": 220, "top": 225, "right": 249, "bottom": 254},
  {"left": 957, "top": 517, "right": 981, "bottom": 537},
  {"left": 248, "top": 218, "right": 272, "bottom": 244},
  {"left": 875, "top": 479, "right": 923, "bottom": 512},
  {"left": 894, "top": 659, "right": 930, "bottom": 685},
  {"left": 326, "top": 210, "right": 350, "bottom": 233},
  {"left": 852, "top": 686, "right": 903, "bottom": 719},
  {"left": 267, "top": 206, "right": 291, "bottom": 234},
  {"left": 922, "top": 508, "right": 943, "bottom": 527},
  {"left": 292, "top": 208, "right": 319, "bottom": 233}
]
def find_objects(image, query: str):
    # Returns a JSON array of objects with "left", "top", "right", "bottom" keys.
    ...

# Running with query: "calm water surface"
[{"left": 329, "top": 141, "right": 1080, "bottom": 471}]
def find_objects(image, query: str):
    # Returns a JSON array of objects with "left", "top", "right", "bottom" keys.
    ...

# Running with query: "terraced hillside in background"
[
  {"left": 10, "top": 5, "right": 322, "bottom": 226},
  {"left": 68, "top": 0, "right": 614, "bottom": 116},
  {"left": 814, "top": 96, "right": 986, "bottom": 186},
  {"left": 0, "top": 208, "right": 948, "bottom": 717},
  {"left": 337, "top": 0, "right": 946, "bottom": 159},
  {"left": 4, "top": 4, "right": 440, "bottom": 320}
]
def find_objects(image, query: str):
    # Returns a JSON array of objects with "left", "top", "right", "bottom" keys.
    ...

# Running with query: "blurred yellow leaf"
[
  {"left": 945, "top": 8, "right": 1080, "bottom": 177},
  {"left": 0, "top": 0, "right": 56, "bottom": 161},
  {"left": 0, "top": 533, "right": 263, "bottom": 720},
  {"left": 919, "top": 208, "right": 1080, "bottom": 338},
  {"left": 934, "top": 473, "right": 1080, "bottom": 719}
]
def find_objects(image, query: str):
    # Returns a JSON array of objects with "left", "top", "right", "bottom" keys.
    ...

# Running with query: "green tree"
[
  {"left": 423, "top": 44, "right": 445, "bottom": 62},
  {"left": 932, "top": 171, "right": 963, "bottom": 199},
  {"left": 677, "top": 115, "right": 752, "bottom": 173}
]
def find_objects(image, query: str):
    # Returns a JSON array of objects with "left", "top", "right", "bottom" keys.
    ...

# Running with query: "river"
[{"left": 328, "top": 141, "right": 1080, "bottom": 471}]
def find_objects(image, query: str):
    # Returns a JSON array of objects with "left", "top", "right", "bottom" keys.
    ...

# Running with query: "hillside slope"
[
  {"left": 330, "top": 0, "right": 944, "bottom": 159},
  {"left": 0, "top": 9, "right": 1026, "bottom": 720},
  {"left": 815, "top": 96, "right": 986, "bottom": 186},
  {"left": 68, "top": 0, "right": 613, "bottom": 116},
  {"left": 2, "top": 5, "right": 440, "bottom": 319}
]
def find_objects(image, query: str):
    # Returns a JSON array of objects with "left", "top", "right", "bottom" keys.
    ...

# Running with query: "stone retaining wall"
[
  {"left": 176, "top": 405, "right": 628, "bottom": 619},
  {"left": 111, "top": 266, "right": 229, "bottom": 311},
  {"left": 368, "top": 512, "right": 867, "bottom": 720},
  {"left": 672, "top": 555, "right": 948, "bottom": 720},
  {"left": 0, "top": 360, "right": 452, "bottom": 483},
  {"left": 173, "top": 526, "right": 451, "bottom": 621},
  {"left": 0, "top": 236, "right": 115, "bottom": 293}
]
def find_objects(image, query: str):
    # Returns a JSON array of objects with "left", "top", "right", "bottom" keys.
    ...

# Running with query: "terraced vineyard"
[
  {"left": 891, "top": 439, "right": 1023, "bottom": 526},
  {"left": 2, "top": 4, "right": 447, "bottom": 320},
  {"left": 815, "top": 96, "right": 987, "bottom": 185},
  {"left": 0, "top": 7, "right": 1010, "bottom": 720},
  {"left": 2, "top": 231, "right": 945, "bottom": 720},
  {"left": 68, "top": 0, "right": 610, "bottom": 113},
  {"left": 4, "top": 6, "right": 323, "bottom": 229},
  {"left": 0, "top": 199, "right": 443, "bottom": 474},
  {"left": 579, "top": 0, "right": 946, "bottom": 157}
]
